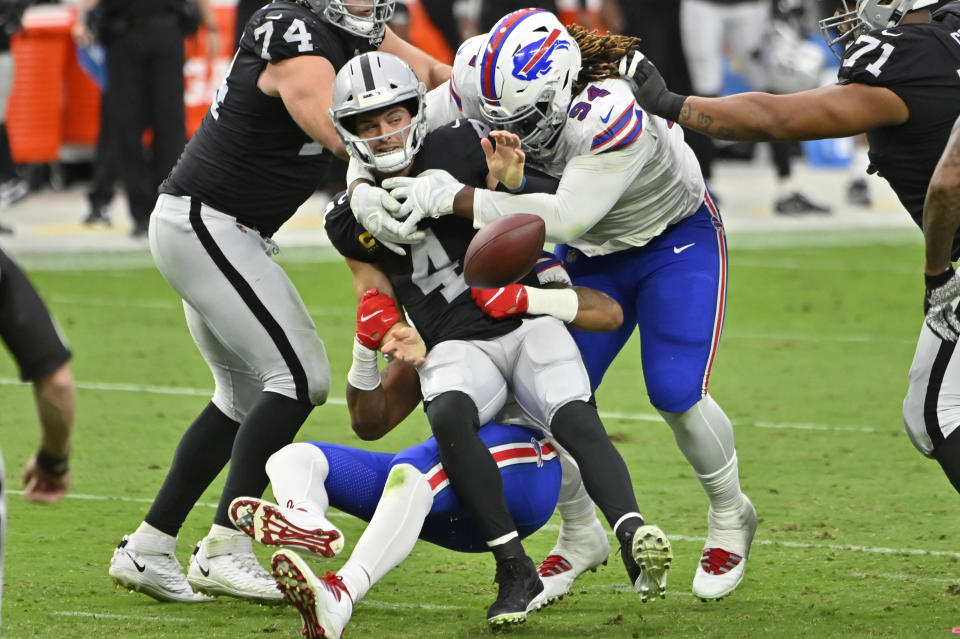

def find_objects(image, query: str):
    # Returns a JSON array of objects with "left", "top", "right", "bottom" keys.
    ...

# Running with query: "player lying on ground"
[
  {"left": 228, "top": 256, "right": 623, "bottom": 638},
  {"left": 369, "top": 9, "right": 754, "bottom": 602},
  {"left": 328, "top": 51, "right": 671, "bottom": 625},
  {"left": 620, "top": 0, "right": 960, "bottom": 496}
]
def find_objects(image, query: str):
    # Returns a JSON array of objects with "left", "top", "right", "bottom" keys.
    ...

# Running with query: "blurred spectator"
[
  {"left": 847, "top": 133, "right": 872, "bottom": 206},
  {"left": 478, "top": 0, "right": 557, "bottom": 31},
  {"left": 421, "top": 0, "right": 461, "bottom": 50},
  {"left": 679, "top": 0, "right": 829, "bottom": 214},
  {"left": 72, "top": 0, "right": 219, "bottom": 238},
  {"left": 0, "top": 0, "right": 34, "bottom": 235}
]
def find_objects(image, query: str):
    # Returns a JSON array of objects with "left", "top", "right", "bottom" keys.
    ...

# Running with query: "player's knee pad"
[
  {"left": 384, "top": 462, "right": 432, "bottom": 497},
  {"left": 425, "top": 391, "right": 480, "bottom": 443},
  {"left": 265, "top": 442, "right": 328, "bottom": 484},
  {"left": 646, "top": 370, "right": 704, "bottom": 414}
]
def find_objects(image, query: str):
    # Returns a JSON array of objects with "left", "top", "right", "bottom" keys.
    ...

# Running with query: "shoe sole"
[
  {"left": 632, "top": 524, "right": 673, "bottom": 603},
  {"left": 109, "top": 565, "right": 212, "bottom": 604},
  {"left": 271, "top": 551, "right": 330, "bottom": 639},
  {"left": 230, "top": 497, "right": 343, "bottom": 559}
]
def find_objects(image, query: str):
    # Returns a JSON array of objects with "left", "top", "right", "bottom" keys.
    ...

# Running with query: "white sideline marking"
[
  {"left": 51, "top": 611, "right": 194, "bottom": 622},
  {"left": 10, "top": 489, "right": 957, "bottom": 561},
  {"left": 0, "top": 378, "right": 894, "bottom": 434},
  {"left": 47, "top": 294, "right": 351, "bottom": 318},
  {"left": 848, "top": 571, "right": 960, "bottom": 584},
  {"left": 361, "top": 599, "right": 467, "bottom": 611}
]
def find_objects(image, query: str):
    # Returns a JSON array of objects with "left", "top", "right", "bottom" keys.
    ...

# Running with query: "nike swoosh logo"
[
  {"left": 266, "top": 13, "right": 283, "bottom": 20},
  {"left": 126, "top": 553, "right": 146, "bottom": 573},
  {"left": 881, "top": 29, "right": 901, "bottom": 37},
  {"left": 360, "top": 310, "right": 383, "bottom": 322},
  {"left": 600, "top": 107, "right": 614, "bottom": 124},
  {"left": 673, "top": 243, "right": 695, "bottom": 254},
  {"left": 198, "top": 564, "right": 211, "bottom": 577}
]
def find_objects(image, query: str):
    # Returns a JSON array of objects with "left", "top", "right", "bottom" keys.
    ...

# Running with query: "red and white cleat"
[
  {"left": 692, "top": 494, "right": 757, "bottom": 601},
  {"left": 271, "top": 550, "right": 353, "bottom": 639},
  {"left": 536, "top": 517, "right": 610, "bottom": 606},
  {"left": 229, "top": 496, "right": 344, "bottom": 559}
]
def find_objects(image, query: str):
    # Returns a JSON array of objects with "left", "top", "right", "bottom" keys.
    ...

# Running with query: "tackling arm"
[
  {"left": 676, "top": 84, "right": 908, "bottom": 142},
  {"left": 379, "top": 26, "right": 451, "bottom": 89},
  {"left": 924, "top": 116, "right": 960, "bottom": 276},
  {"left": 258, "top": 55, "right": 348, "bottom": 160},
  {"left": 343, "top": 259, "right": 425, "bottom": 439}
]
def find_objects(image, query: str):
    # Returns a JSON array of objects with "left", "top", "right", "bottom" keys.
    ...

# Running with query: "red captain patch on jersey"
[{"left": 425, "top": 439, "right": 557, "bottom": 494}]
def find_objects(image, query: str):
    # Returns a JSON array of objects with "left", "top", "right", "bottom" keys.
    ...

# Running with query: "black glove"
[{"left": 617, "top": 51, "right": 688, "bottom": 122}]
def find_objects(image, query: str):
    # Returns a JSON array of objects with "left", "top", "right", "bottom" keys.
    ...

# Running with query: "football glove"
[
  {"left": 534, "top": 252, "right": 572, "bottom": 287},
  {"left": 356, "top": 288, "right": 401, "bottom": 349},
  {"left": 924, "top": 267, "right": 960, "bottom": 342},
  {"left": 350, "top": 183, "right": 424, "bottom": 256},
  {"left": 617, "top": 51, "right": 687, "bottom": 122},
  {"left": 383, "top": 169, "right": 464, "bottom": 236},
  {"left": 471, "top": 285, "right": 528, "bottom": 319}
]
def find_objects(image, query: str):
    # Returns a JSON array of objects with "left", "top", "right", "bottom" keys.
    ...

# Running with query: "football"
[{"left": 463, "top": 213, "right": 546, "bottom": 288}]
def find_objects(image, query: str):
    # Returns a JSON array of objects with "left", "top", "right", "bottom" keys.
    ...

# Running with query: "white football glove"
[
  {"left": 350, "top": 183, "right": 425, "bottom": 256},
  {"left": 925, "top": 267, "right": 960, "bottom": 342},
  {"left": 383, "top": 169, "right": 464, "bottom": 236}
]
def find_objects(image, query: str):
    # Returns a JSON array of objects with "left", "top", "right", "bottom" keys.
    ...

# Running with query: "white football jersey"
[{"left": 425, "top": 42, "right": 707, "bottom": 256}]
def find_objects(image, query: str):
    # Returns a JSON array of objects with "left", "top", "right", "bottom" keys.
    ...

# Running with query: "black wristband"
[
  {"left": 661, "top": 92, "right": 688, "bottom": 123},
  {"left": 36, "top": 450, "right": 69, "bottom": 476},
  {"left": 926, "top": 266, "right": 955, "bottom": 290}
]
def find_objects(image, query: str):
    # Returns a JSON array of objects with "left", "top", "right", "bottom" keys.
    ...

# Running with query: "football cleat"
[
  {"left": 774, "top": 191, "right": 831, "bottom": 215},
  {"left": 622, "top": 523, "right": 673, "bottom": 603},
  {"left": 229, "top": 496, "right": 344, "bottom": 559},
  {"left": 693, "top": 494, "right": 758, "bottom": 601},
  {"left": 186, "top": 533, "right": 284, "bottom": 604},
  {"left": 487, "top": 555, "right": 546, "bottom": 626},
  {"left": 272, "top": 550, "right": 353, "bottom": 639},
  {"left": 537, "top": 517, "right": 610, "bottom": 605},
  {"left": 108, "top": 533, "right": 212, "bottom": 603}
]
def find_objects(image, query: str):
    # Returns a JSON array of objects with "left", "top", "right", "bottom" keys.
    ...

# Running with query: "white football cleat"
[
  {"left": 229, "top": 496, "right": 344, "bottom": 559},
  {"left": 272, "top": 550, "right": 354, "bottom": 639},
  {"left": 625, "top": 523, "right": 673, "bottom": 603},
  {"left": 108, "top": 533, "right": 212, "bottom": 603},
  {"left": 186, "top": 533, "right": 284, "bottom": 604},
  {"left": 692, "top": 494, "right": 758, "bottom": 601},
  {"left": 536, "top": 517, "right": 610, "bottom": 605}
]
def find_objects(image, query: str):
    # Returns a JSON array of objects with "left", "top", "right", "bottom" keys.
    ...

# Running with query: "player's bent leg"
[
  {"left": 186, "top": 531, "right": 284, "bottom": 604},
  {"left": 933, "top": 429, "right": 960, "bottom": 494},
  {"left": 536, "top": 455, "right": 610, "bottom": 605},
  {"left": 272, "top": 550, "right": 352, "bottom": 639}
]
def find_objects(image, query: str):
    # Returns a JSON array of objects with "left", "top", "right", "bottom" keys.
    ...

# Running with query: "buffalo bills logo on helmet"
[{"left": 511, "top": 29, "right": 570, "bottom": 82}]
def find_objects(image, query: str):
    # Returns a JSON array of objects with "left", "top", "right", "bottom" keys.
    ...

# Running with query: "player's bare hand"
[
  {"left": 482, "top": 130, "right": 525, "bottom": 191},
  {"left": 22, "top": 455, "right": 71, "bottom": 504},
  {"left": 381, "top": 325, "right": 427, "bottom": 367}
]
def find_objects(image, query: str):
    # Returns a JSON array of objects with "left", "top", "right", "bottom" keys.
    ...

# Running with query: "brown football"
[{"left": 463, "top": 213, "right": 546, "bottom": 288}]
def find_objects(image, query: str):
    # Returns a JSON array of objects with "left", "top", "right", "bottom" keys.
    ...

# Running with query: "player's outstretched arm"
[
  {"left": 617, "top": 50, "right": 907, "bottom": 142},
  {"left": 379, "top": 26, "right": 451, "bottom": 89},
  {"left": 921, "top": 116, "right": 960, "bottom": 342}
]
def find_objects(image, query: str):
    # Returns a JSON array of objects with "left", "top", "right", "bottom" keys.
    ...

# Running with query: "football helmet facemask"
[
  {"left": 819, "top": 0, "right": 937, "bottom": 59},
  {"left": 475, "top": 9, "right": 581, "bottom": 157},
  {"left": 330, "top": 52, "right": 427, "bottom": 173},
  {"left": 300, "top": 0, "right": 395, "bottom": 42}
]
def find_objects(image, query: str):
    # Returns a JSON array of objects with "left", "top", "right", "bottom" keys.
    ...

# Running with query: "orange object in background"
[
  {"left": 6, "top": 3, "right": 240, "bottom": 165},
  {"left": 406, "top": 0, "right": 453, "bottom": 65}
]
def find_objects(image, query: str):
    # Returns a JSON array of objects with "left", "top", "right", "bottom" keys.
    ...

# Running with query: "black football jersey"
[
  {"left": 838, "top": 2, "right": 960, "bottom": 256},
  {"left": 324, "top": 120, "right": 545, "bottom": 350},
  {"left": 161, "top": 1, "right": 373, "bottom": 236}
]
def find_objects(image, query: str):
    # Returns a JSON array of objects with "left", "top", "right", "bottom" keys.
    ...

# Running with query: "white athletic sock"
[
  {"left": 336, "top": 463, "right": 433, "bottom": 603},
  {"left": 266, "top": 442, "right": 331, "bottom": 528},
  {"left": 849, "top": 145, "right": 870, "bottom": 181},
  {"left": 696, "top": 453, "right": 743, "bottom": 514},
  {"left": 209, "top": 523, "right": 242, "bottom": 538},
  {"left": 659, "top": 395, "right": 742, "bottom": 510},
  {"left": 557, "top": 484, "right": 600, "bottom": 528},
  {"left": 135, "top": 521, "right": 174, "bottom": 540}
]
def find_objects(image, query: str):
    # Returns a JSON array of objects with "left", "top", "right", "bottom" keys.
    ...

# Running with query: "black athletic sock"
[
  {"left": 933, "top": 428, "right": 960, "bottom": 495},
  {"left": 550, "top": 400, "right": 641, "bottom": 528},
  {"left": 212, "top": 391, "right": 314, "bottom": 528},
  {"left": 145, "top": 402, "right": 239, "bottom": 536},
  {"left": 0, "top": 124, "right": 17, "bottom": 182},
  {"left": 426, "top": 391, "right": 520, "bottom": 543},
  {"left": 771, "top": 141, "right": 792, "bottom": 179}
]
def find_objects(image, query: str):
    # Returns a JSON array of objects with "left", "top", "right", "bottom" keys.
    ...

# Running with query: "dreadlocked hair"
[{"left": 568, "top": 24, "right": 641, "bottom": 95}]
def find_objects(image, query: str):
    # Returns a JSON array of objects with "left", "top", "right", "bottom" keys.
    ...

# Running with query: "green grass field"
[{"left": 2, "top": 231, "right": 959, "bottom": 639}]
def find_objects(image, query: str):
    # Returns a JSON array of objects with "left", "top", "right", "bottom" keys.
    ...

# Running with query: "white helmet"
[
  {"left": 300, "top": 0, "right": 395, "bottom": 42},
  {"left": 761, "top": 21, "right": 826, "bottom": 94},
  {"left": 475, "top": 9, "right": 581, "bottom": 157},
  {"left": 819, "top": 0, "right": 937, "bottom": 58},
  {"left": 330, "top": 52, "right": 427, "bottom": 173}
]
